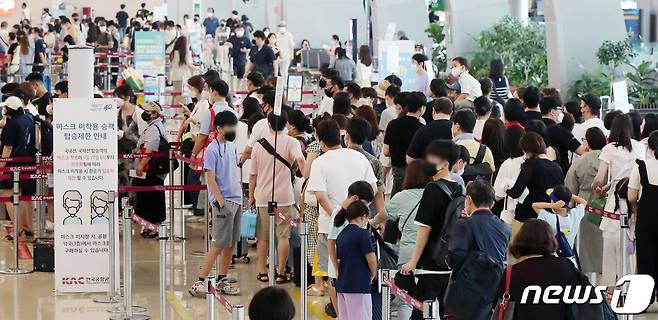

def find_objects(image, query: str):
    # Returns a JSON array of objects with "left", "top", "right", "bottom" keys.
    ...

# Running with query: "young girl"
[{"left": 334, "top": 201, "right": 377, "bottom": 320}]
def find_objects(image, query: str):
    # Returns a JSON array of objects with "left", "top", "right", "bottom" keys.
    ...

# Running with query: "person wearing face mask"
[
  {"left": 411, "top": 53, "right": 430, "bottom": 95},
  {"left": 275, "top": 21, "right": 295, "bottom": 81},
  {"left": 240, "top": 90, "right": 289, "bottom": 163},
  {"left": 226, "top": 25, "right": 252, "bottom": 90},
  {"left": 539, "top": 95, "right": 586, "bottom": 174},
  {"left": 203, "top": 8, "right": 219, "bottom": 37},
  {"left": 188, "top": 111, "right": 243, "bottom": 297},
  {"left": 95, "top": 22, "right": 113, "bottom": 52},
  {"left": 190, "top": 79, "right": 238, "bottom": 165},
  {"left": 399, "top": 139, "right": 461, "bottom": 319},
  {"left": 317, "top": 72, "right": 344, "bottom": 116},
  {"left": 249, "top": 111, "right": 307, "bottom": 283},
  {"left": 25, "top": 72, "right": 51, "bottom": 117},
  {"left": 245, "top": 30, "right": 278, "bottom": 79},
  {"left": 215, "top": 20, "right": 230, "bottom": 44},
  {"left": 115, "top": 84, "right": 140, "bottom": 202},
  {"left": 449, "top": 56, "right": 482, "bottom": 103},
  {"left": 227, "top": 10, "right": 240, "bottom": 30},
  {"left": 132, "top": 101, "right": 167, "bottom": 236},
  {"left": 71, "top": 13, "right": 87, "bottom": 45}
]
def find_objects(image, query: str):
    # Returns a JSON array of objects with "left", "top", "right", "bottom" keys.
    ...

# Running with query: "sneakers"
[
  {"left": 188, "top": 280, "right": 206, "bottom": 298},
  {"left": 216, "top": 281, "right": 240, "bottom": 295}
]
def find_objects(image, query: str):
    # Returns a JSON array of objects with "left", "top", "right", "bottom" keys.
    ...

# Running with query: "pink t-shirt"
[{"left": 250, "top": 132, "right": 303, "bottom": 207}]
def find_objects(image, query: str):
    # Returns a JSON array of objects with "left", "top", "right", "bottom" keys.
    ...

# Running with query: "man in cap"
[{"left": 573, "top": 93, "right": 607, "bottom": 142}]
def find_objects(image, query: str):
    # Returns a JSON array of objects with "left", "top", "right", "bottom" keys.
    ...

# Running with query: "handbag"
[
  {"left": 587, "top": 196, "right": 606, "bottom": 226},
  {"left": 491, "top": 265, "right": 515, "bottom": 320},
  {"left": 382, "top": 200, "right": 420, "bottom": 244},
  {"left": 240, "top": 208, "right": 257, "bottom": 238},
  {"left": 146, "top": 125, "right": 179, "bottom": 175}
]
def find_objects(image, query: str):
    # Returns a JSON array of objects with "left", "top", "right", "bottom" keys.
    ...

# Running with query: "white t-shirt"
[
  {"left": 234, "top": 121, "right": 250, "bottom": 183},
  {"left": 493, "top": 156, "right": 527, "bottom": 224},
  {"left": 306, "top": 148, "right": 377, "bottom": 234},
  {"left": 317, "top": 96, "right": 333, "bottom": 116},
  {"left": 628, "top": 156, "right": 658, "bottom": 198},
  {"left": 458, "top": 71, "right": 483, "bottom": 102},
  {"left": 473, "top": 119, "right": 486, "bottom": 140},
  {"left": 599, "top": 140, "right": 645, "bottom": 231},
  {"left": 247, "top": 117, "right": 289, "bottom": 148},
  {"left": 188, "top": 99, "right": 210, "bottom": 136},
  {"left": 573, "top": 117, "right": 607, "bottom": 143},
  {"left": 537, "top": 204, "right": 585, "bottom": 249},
  {"left": 379, "top": 107, "right": 397, "bottom": 131}
]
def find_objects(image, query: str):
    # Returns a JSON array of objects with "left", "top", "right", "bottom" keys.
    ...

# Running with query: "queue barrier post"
[
  {"left": 168, "top": 149, "right": 176, "bottom": 241},
  {"left": 231, "top": 305, "right": 245, "bottom": 320},
  {"left": 34, "top": 153, "right": 44, "bottom": 239},
  {"left": 380, "top": 269, "right": 392, "bottom": 320},
  {"left": 158, "top": 225, "right": 168, "bottom": 320},
  {"left": 0, "top": 171, "right": 32, "bottom": 275},
  {"left": 111, "top": 205, "right": 149, "bottom": 320},
  {"left": 619, "top": 207, "right": 631, "bottom": 320},
  {"left": 422, "top": 300, "right": 438, "bottom": 320},
  {"left": 206, "top": 277, "right": 216, "bottom": 320},
  {"left": 300, "top": 222, "right": 308, "bottom": 320},
  {"left": 267, "top": 202, "right": 277, "bottom": 286},
  {"left": 93, "top": 193, "right": 120, "bottom": 303}
]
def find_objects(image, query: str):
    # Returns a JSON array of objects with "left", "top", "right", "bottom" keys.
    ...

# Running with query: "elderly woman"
[{"left": 133, "top": 101, "right": 168, "bottom": 238}]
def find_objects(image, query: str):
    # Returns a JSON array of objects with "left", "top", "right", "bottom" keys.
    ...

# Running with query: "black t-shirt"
[
  {"left": 1, "top": 113, "right": 36, "bottom": 166},
  {"left": 414, "top": 179, "right": 462, "bottom": 270},
  {"left": 384, "top": 115, "right": 424, "bottom": 167},
  {"left": 116, "top": 11, "right": 129, "bottom": 28},
  {"left": 523, "top": 110, "right": 542, "bottom": 125},
  {"left": 422, "top": 100, "right": 434, "bottom": 124},
  {"left": 32, "top": 92, "right": 51, "bottom": 116},
  {"left": 407, "top": 119, "right": 452, "bottom": 159},
  {"left": 249, "top": 45, "right": 276, "bottom": 78},
  {"left": 7, "top": 42, "right": 17, "bottom": 56},
  {"left": 227, "top": 35, "right": 252, "bottom": 59},
  {"left": 541, "top": 118, "right": 581, "bottom": 173},
  {"left": 34, "top": 39, "right": 46, "bottom": 64},
  {"left": 506, "top": 158, "right": 564, "bottom": 222}
]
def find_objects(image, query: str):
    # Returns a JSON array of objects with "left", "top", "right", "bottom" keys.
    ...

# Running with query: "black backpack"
[
  {"left": 147, "top": 125, "right": 179, "bottom": 175},
  {"left": 429, "top": 180, "right": 465, "bottom": 270},
  {"left": 462, "top": 144, "right": 493, "bottom": 184},
  {"left": 36, "top": 118, "right": 53, "bottom": 156}
]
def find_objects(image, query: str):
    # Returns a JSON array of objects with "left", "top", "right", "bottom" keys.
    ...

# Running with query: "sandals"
[
  {"left": 275, "top": 273, "right": 292, "bottom": 284},
  {"left": 256, "top": 273, "right": 269, "bottom": 282}
]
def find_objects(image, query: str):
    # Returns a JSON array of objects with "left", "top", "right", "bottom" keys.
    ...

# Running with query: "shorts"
[
  {"left": 256, "top": 205, "right": 297, "bottom": 241},
  {"left": 211, "top": 200, "right": 242, "bottom": 248},
  {"left": 316, "top": 233, "right": 329, "bottom": 273},
  {"left": 0, "top": 174, "right": 37, "bottom": 196},
  {"left": 233, "top": 57, "right": 246, "bottom": 78}
]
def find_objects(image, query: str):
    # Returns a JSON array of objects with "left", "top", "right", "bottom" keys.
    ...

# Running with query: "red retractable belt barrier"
[
  {"left": 585, "top": 205, "right": 620, "bottom": 220},
  {"left": 119, "top": 184, "right": 207, "bottom": 193}
]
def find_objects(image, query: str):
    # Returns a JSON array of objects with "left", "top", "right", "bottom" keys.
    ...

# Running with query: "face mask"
[
  {"left": 318, "top": 78, "right": 327, "bottom": 88},
  {"left": 73, "top": 18, "right": 79, "bottom": 22},
  {"left": 201, "top": 90, "right": 210, "bottom": 100},
  {"left": 279, "top": 27, "right": 286, "bottom": 33},
  {"left": 324, "top": 88, "right": 333, "bottom": 98},
  {"left": 557, "top": 111, "right": 564, "bottom": 124},
  {"left": 194, "top": 18, "right": 199, "bottom": 22},
  {"left": 94, "top": 207, "right": 106, "bottom": 215},
  {"left": 423, "top": 162, "right": 439, "bottom": 177},
  {"left": 451, "top": 67, "right": 461, "bottom": 78},
  {"left": 236, "top": 31, "right": 244, "bottom": 37},
  {"left": 456, "top": 165, "right": 465, "bottom": 176},
  {"left": 46, "top": 104, "right": 53, "bottom": 115},
  {"left": 208, "top": 12, "right": 214, "bottom": 17},
  {"left": 99, "top": 26, "right": 107, "bottom": 32},
  {"left": 224, "top": 131, "right": 236, "bottom": 142},
  {"left": 221, "top": 24, "right": 226, "bottom": 27},
  {"left": 66, "top": 207, "right": 78, "bottom": 215},
  {"left": 141, "top": 112, "right": 152, "bottom": 122}
]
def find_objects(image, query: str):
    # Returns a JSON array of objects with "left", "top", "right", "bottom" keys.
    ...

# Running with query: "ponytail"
[
  {"left": 648, "top": 130, "right": 658, "bottom": 159},
  {"left": 333, "top": 201, "right": 368, "bottom": 227}
]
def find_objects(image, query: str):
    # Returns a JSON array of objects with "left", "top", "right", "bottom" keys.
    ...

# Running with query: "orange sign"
[{"left": 0, "top": 0, "right": 16, "bottom": 17}]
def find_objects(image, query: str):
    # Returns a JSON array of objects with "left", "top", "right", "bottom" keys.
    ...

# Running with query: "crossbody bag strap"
[
  {"left": 399, "top": 200, "right": 421, "bottom": 233},
  {"left": 475, "top": 143, "right": 486, "bottom": 164},
  {"left": 257, "top": 138, "right": 294, "bottom": 171}
]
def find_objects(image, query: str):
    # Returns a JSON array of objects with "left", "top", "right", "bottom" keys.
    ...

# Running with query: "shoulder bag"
[{"left": 491, "top": 266, "right": 515, "bottom": 320}]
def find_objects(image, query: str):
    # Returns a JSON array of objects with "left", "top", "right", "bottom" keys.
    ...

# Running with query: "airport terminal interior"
[{"left": 6, "top": 0, "right": 658, "bottom": 319}]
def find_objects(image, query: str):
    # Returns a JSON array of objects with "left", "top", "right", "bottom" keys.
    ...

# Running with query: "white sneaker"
[{"left": 188, "top": 280, "right": 206, "bottom": 298}]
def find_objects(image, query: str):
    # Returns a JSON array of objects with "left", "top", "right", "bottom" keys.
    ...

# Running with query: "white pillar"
[
  {"left": 67, "top": 46, "right": 95, "bottom": 99},
  {"left": 509, "top": 0, "right": 529, "bottom": 25},
  {"left": 445, "top": 0, "right": 509, "bottom": 59}
]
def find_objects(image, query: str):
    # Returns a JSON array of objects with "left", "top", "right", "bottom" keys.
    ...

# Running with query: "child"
[
  {"left": 327, "top": 181, "right": 375, "bottom": 317},
  {"left": 334, "top": 200, "right": 378, "bottom": 320},
  {"left": 532, "top": 184, "right": 587, "bottom": 249},
  {"left": 188, "top": 111, "right": 242, "bottom": 297}
]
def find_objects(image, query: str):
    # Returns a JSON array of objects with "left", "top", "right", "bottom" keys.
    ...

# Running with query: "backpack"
[
  {"left": 462, "top": 144, "right": 493, "bottom": 184},
  {"left": 429, "top": 180, "right": 465, "bottom": 270},
  {"left": 37, "top": 118, "right": 53, "bottom": 156},
  {"left": 554, "top": 215, "right": 575, "bottom": 258},
  {"left": 146, "top": 124, "right": 179, "bottom": 175},
  {"left": 443, "top": 250, "right": 504, "bottom": 319}
]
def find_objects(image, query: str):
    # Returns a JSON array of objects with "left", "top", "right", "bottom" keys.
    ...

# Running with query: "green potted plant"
[{"left": 424, "top": 23, "right": 447, "bottom": 73}]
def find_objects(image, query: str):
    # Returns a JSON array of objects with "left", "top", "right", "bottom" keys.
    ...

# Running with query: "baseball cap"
[
  {"left": 580, "top": 93, "right": 601, "bottom": 110},
  {"left": 139, "top": 101, "right": 162, "bottom": 113},
  {"left": 446, "top": 81, "right": 461, "bottom": 92},
  {"left": 547, "top": 187, "right": 572, "bottom": 208},
  {"left": 0, "top": 96, "right": 23, "bottom": 110}
]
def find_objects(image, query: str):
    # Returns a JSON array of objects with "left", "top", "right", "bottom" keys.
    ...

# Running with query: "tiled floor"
[{"left": 3, "top": 214, "right": 658, "bottom": 320}]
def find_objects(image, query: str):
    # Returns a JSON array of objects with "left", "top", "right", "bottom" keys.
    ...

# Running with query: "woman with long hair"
[
  {"left": 481, "top": 118, "right": 507, "bottom": 174},
  {"left": 355, "top": 45, "right": 373, "bottom": 88},
  {"left": 169, "top": 36, "right": 196, "bottom": 105},
  {"left": 489, "top": 59, "right": 512, "bottom": 101},
  {"left": 354, "top": 105, "right": 383, "bottom": 157},
  {"left": 411, "top": 53, "right": 430, "bottom": 94},
  {"left": 330, "top": 47, "right": 355, "bottom": 82},
  {"left": 493, "top": 125, "right": 526, "bottom": 223},
  {"left": 16, "top": 30, "right": 33, "bottom": 76},
  {"left": 593, "top": 114, "right": 645, "bottom": 290}
]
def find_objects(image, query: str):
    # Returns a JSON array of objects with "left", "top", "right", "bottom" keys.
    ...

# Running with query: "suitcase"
[{"left": 33, "top": 239, "right": 54, "bottom": 272}]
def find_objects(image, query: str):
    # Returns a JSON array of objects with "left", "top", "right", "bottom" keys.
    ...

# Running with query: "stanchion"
[
  {"left": 34, "top": 153, "right": 45, "bottom": 239},
  {"left": 110, "top": 205, "right": 149, "bottom": 319},
  {"left": 0, "top": 171, "right": 32, "bottom": 275},
  {"left": 268, "top": 202, "right": 276, "bottom": 286},
  {"left": 94, "top": 193, "right": 120, "bottom": 303},
  {"left": 191, "top": 196, "right": 209, "bottom": 257},
  {"left": 206, "top": 277, "right": 216, "bottom": 320},
  {"left": 300, "top": 222, "right": 308, "bottom": 320},
  {"left": 168, "top": 149, "right": 177, "bottom": 241},
  {"left": 159, "top": 225, "right": 168, "bottom": 320},
  {"left": 380, "top": 269, "right": 391, "bottom": 320},
  {"left": 619, "top": 208, "right": 633, "bottom": 320},
  {"left": 231, "top": 305, "right": 245, "bottom": 320},
  {"left": 422, "top": 300, "right": 438, "bottom": 320}
]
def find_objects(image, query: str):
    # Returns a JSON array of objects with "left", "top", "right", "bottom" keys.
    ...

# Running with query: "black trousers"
[
  {"left": 410, "top": 274, "right": 449, "bottom": 320},
  {"left": 132, "top": 174, "right": 166, "bottom": 224},
  {"left": 636, "top": 211, "right": 658, "bottom": 290}
]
